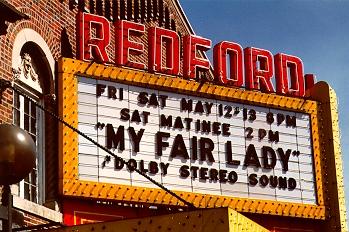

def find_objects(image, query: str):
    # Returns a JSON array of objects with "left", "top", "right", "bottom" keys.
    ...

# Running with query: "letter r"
[{"left": 77, "top": 12, "right": 110, "bottom": 62}]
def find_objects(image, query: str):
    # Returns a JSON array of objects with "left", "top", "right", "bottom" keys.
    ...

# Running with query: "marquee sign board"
[
  {"left": 58, "top": 58, "right": 325, "bottom": 219},
  {"left": 78, "top": 77, "right": 315, "bottom": 204}
]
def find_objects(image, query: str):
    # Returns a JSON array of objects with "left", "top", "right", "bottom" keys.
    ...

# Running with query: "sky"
[{"left": 180, "top": 0, "right": 349, "bottom": 217}]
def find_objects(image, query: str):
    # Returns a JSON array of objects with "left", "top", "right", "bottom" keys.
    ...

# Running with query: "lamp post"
[{"left": 0, "top": 124, "right": 36, "bottom": 232}]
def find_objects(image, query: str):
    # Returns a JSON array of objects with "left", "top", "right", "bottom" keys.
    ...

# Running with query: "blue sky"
[{"left": 180, "top": 0, "right": 349, "bottom": 216}]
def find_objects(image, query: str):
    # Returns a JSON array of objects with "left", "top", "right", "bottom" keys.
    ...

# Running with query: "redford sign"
[{"left": 76, "top": 12, "right": 315, "bottom": 97}]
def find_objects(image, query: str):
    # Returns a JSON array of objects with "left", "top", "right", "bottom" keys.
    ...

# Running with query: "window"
[
  {"left": 12, "top": 52, "right": 45, "bottom": 204},
  {"left": 11, "top": 31, "right": 55, "bottom": 206}
]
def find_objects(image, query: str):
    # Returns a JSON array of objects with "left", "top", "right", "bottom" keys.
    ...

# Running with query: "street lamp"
[{"left": 0, "top": 124, "right": 36, "bottom": 232}]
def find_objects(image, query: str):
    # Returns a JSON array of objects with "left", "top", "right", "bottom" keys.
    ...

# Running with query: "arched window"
[{"left": 11, "top": 33, "right": 55, "bottom": 205}]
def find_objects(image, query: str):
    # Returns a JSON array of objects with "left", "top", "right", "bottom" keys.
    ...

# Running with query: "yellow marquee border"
[{"left": 58, "top": 58, "right": 326, "bottom": 219}]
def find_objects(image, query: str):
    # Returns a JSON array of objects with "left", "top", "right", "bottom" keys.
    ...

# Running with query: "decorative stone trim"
[{"left": 12, "top": 195, "right": 62, "bottom": 223}]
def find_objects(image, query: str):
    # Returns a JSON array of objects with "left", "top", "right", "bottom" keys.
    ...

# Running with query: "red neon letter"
[
  {"left": 77, "top": 12, "right": 110, "bottom": 62},
  {"left": 183, "top": 35, "right": 211, "bottom": 79},
  {"left": 244, "top": 47, "right": 274, "bottom": 93},
  {"left": 213, "top": 41, "right": 243, "bottom": 87},
  {"left": 148, "top": 27, "right": 180, "bottom": 75},
  {"left": 115, "top": 20, "right": 145, "bottom": 69},
  {"left": 275, "top": 53, "right": 305, "bottom": 97},
  {"left": 305, "top": 74, "right": 316, "bottom": 91}
]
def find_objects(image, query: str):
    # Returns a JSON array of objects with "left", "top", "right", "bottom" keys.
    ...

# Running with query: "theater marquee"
[{"left": 58, "top": 58, "right": 326, "bottom": 219}]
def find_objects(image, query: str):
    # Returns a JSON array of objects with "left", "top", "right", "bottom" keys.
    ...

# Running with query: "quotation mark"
[
  {"left": 96, "top": 122, "right": 105, "bottom": 130},
  {"left": 101, "top": 155, "right": 111, "bottom": 168}
]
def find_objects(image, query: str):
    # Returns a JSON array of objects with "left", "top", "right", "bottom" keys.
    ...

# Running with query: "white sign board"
[{"left": 77, "top": 76, "right": 316, "bottom": 205}]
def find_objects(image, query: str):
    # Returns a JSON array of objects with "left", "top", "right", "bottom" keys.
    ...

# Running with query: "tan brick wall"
[{"left": 23, "top": 213, "right": 47, "bottom": 227}]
